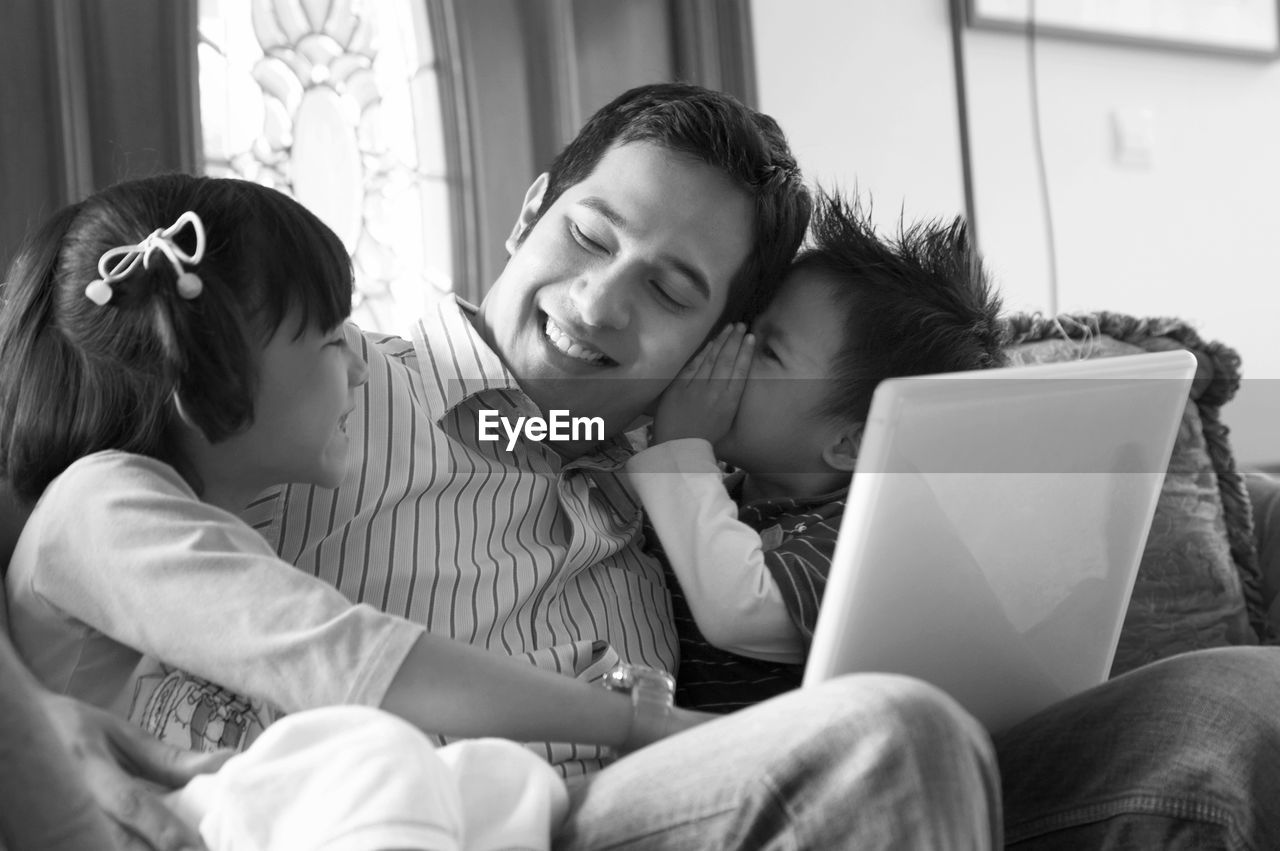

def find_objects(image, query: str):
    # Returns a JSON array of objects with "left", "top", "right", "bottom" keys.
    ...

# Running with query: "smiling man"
[
  {"left": 234, "top": 83, "right": 1002, "bottom": 847},
  {"left": 475, "top": 138, "right": 754, "bottom": 447},
  {"left": 249, "top": 84, "right": 820, "bottom": 720}
]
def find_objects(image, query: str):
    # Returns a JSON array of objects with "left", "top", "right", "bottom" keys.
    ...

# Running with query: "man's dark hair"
[
  {"left": 522, "top": 82, "right": 811, "bottom": 325},
  {"left": 794, "top": 190, "right": 1008, "bottom": 425}
]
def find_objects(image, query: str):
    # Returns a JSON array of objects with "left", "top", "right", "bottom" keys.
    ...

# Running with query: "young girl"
[{"left": 0, "top": 174, "right": 707, "bottom": 849}]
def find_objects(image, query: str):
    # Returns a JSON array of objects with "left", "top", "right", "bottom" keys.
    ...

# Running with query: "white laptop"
[{"left": 802, "top": 350, "right": 1198, "bottom": 733}]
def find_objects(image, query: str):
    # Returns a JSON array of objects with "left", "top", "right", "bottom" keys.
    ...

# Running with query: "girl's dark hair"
[
  {"left": 0, "top": 174, "right": 353, "bottom": 502},
  {"left": 794, "top": 190, "right": 1009, "bottom": 426},
  {"left": 522, "top": 82, "right": 811, "bottom": 325}
]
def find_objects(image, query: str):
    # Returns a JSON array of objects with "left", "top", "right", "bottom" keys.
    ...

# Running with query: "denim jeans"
[
  {"left": 997, "top": 646, "right": 1280, "bottom": 850},
  {"left": 557, "top": 674, "right": 1001, "bottom": 850},
  {"left": 558, "top": 647, "right": 1280, "bottom": 849}
]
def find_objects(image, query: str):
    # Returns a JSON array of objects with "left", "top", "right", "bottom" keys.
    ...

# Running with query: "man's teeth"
[{"left": 545, "top": 318, "right": 608, "bottom": 364}]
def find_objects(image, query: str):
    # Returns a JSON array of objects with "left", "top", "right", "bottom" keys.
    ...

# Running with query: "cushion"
[
  {"left": 1245, "top": 472, "right": 1280, "bottom": 634},
  {"left": 1003, "top": 312, "right": 1268, "bottom": 676}
]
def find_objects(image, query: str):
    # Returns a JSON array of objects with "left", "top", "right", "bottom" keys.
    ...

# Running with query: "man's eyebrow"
[
  {"left": 580, "top": 196, "right": 626, "bottom": 228},
  {"left": 578, "top": 196, "right": 712, "bottom": 302}
]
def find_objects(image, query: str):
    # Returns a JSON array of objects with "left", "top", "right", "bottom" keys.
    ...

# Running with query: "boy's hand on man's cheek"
[{"left": 652, "top": 323, "right": 754, "bottom": 445}]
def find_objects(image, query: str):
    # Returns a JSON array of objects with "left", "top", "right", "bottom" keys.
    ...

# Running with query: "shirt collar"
[
  {"left": 410, "top": 294, "right": 638, "bottom": 464},
  {"left": 411, "top": 294, "right": 523, "bottom": 424},
  {"left": 725, "top": 468, "right": 850, "bottom": 512}
]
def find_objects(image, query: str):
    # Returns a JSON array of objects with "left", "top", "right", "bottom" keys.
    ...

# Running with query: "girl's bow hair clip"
[{"left": 84, "top": 211, "right": 207, "bottom": 306}]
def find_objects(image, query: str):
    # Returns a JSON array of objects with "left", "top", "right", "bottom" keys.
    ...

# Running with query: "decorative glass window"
[{"left": 197, "top": 0, "right": 453, "bottom": 335}]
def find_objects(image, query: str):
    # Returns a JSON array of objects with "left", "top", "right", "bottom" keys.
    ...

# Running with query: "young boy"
[{"left": 625, "top": 191, "right": 1008, "bottom": 712}]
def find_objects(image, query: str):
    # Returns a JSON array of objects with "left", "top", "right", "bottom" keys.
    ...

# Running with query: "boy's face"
[
  {"left": 714, "top": 269, "right": 851, "bottom": 486},
  {"left": 475, "top": 140, "right": 754, "bottom": 442}
]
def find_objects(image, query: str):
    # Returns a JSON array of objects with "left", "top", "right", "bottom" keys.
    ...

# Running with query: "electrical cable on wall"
[
  {"left": 1026, "top": 0, "right": 1061, "bottom": 316},
  {"left": 948, "top": 0, "right": 980, "bottom": 253}
]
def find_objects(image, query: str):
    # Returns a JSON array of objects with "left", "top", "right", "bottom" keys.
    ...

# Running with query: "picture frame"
[{"left": 965, "top": 0, "right": 1280, "bottom": 60}]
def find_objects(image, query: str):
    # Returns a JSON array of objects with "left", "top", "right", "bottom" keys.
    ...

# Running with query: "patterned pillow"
[{"left": 1004, "top": 313, "right": 1266, "bottom": 676}]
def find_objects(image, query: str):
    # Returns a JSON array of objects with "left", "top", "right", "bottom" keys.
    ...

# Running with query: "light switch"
[{"left": 1111, "top": 109, "right": 1155, "bottom": 169}]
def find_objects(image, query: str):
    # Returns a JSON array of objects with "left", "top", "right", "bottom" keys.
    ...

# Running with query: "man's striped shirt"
[{"left": 241, "top": 295, "right": 678, "bottom": 776}]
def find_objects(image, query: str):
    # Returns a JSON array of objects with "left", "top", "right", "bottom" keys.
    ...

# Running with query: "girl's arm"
[
  {"left": 381, "top": 636, "right": 706, "bottom": 750},
  {"left": 626, "top": 439, "right": 806, "bottom": 662},
  {"left": 14, "top": 452, "right": 709, "bottom": 752}
]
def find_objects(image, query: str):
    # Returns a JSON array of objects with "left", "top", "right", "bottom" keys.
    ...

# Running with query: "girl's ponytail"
[
  {"left": 0, "top": 182, "right": 201, "bottom": 500},
  {"left": 0, "top": 204, "right": 92, "bottom": 500}
]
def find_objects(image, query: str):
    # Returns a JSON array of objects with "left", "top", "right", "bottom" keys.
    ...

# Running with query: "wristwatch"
[{"left": 602, "top": 662, "right": 676, "bottom": 754}]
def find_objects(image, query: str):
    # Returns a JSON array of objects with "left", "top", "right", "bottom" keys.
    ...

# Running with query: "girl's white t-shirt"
[{"left": 4, "top": 450, "right": 424, "bottom": 750}]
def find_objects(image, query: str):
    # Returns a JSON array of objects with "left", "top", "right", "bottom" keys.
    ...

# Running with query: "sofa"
[
  {"left": 1, "top": 309, "right": 1277, "bottom": 678},
  {"left": 1004, "top": 310, "right": 1278, "bottom": 675}
]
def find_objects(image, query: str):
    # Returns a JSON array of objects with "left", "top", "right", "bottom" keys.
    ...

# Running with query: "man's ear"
[
  {"left": 821, "top": 422, "right": 863, "bottom": 472},
  {"left": 505, "top": 173, "right": 550, "bottom": 255}
]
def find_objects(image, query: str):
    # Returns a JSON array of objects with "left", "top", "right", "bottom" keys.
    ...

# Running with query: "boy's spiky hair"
[{"left": 793, "top": 190, "right": 1008, "bottom": 425}]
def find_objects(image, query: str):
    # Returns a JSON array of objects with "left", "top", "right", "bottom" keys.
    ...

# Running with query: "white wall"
[
  {"left": 752, "top": 0, "right": 1280, "bottom": 466},
  {"left": 751, "top": 0, "right": 966, "bottom": 222}
]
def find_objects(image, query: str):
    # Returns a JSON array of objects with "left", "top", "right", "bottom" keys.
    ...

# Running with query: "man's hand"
[
  {"left": 41, "top": 691, "right": 231, "bottom": 851},
  {"left": 653, "top": 323, "right": 754, "bottom": 445}
]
